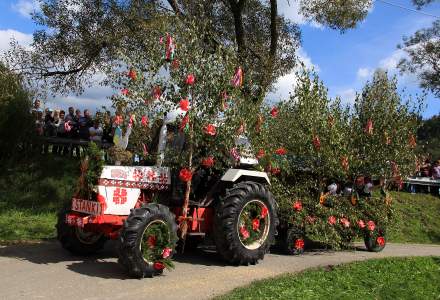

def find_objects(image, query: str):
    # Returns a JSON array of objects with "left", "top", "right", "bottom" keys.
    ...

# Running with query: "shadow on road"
[{"left": 0, "top": 239, "right": 357, "bottom": 279}]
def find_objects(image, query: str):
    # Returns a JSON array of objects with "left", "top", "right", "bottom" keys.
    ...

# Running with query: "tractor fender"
[{"left": 221, "top": 169, "right": 270, "bottom": 185}]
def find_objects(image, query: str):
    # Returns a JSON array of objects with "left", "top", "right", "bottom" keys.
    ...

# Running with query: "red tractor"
[{"left": 57, "top": 120, "right": 279, "bottom": 278}]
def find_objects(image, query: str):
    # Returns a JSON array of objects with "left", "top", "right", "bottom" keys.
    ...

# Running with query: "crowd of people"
[
  {"left": 418, "top": 157, "right": 440, "bottom": 180},
  {"left": 31, "top": 99, "right": 114, "bottom": 156}
]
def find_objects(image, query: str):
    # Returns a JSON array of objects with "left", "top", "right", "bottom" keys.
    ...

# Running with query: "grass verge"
[
  {"left": 216, "top": 256, "right": 440, "bottom": 300},
  {"left": 0, "top": 155, "right": 78, "bottom": 241},
  {"left": 388, "top": 191, "right": 440, "bottom": 244}
]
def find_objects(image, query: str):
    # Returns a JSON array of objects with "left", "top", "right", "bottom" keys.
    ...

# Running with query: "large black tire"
[
  {"left": 56, "top": 207, "right": 107, "bottom": 255},
  {"left": 213, "top": 181, "right": 279, "bottom": 265},
  {"left": 364, "top": 234, "right": 386, "bottom": 252},
  {"left": 118, "top": 203, "right": 178, "bottom": 278}
]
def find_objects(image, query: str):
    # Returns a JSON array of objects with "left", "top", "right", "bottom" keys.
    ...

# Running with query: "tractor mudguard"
[{"left": 221, "top": 169, "right": 270, "bottom": 185}]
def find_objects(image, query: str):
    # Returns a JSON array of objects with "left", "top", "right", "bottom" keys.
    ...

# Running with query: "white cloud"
[
  {"left": 357, "top": 67, "right": 373, "bottom": 80},
  {"left": 0, "top": 29, "right": 33, "bottom": 53},
  {"left": 12, "top": 0, "right": 40, "bottom": 18},
  {"left": 267, "top": 47, "right": 320, "bottom": 102},
  {"left": 379, "top": 49, "right": 406, "bottom": 72},
  {"left": 45, "top": 84, "right": 114, "bottom": 113},
  {"left": 277, "top": 0, "right": 323, "bottom": 28},
  {"left": 336, "top": 88, "right": 357, "bottom": 105}
]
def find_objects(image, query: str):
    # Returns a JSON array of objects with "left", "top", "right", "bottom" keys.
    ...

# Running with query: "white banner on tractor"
[{"left": 97, "top": 166, "right": 171, "bottom": 215}]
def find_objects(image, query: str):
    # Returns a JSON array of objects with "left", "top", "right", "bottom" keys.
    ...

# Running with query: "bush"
[{"left": 0, "top": 63, "right": 34, "bottom": 162}]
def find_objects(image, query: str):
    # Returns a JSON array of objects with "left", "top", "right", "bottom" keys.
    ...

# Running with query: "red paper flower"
[
  {"left": 357, "top": 220, "right": 366, "bottom": 229},
  {"left": 231, "top": 66, "right": 243, "bottom": 87},
  {"left": 239, "top": 225, "right": 250, "bottom": 239},
  {"left": 270, "top": 167, "right": 281, "bottom": 175},
  {"left": 179, "top": 168, "right": 192, "bottom": 182},
  {"left": 270, "top": 107, "right": 279, "bottom": 118},
  {"left": 153, "top": 262, "right": 165, "bottom": 271},
  {"left": 114, "top": 115, "right": 123, "bottom": 126},
  {"left": 180, "top": 98, "right": 189, "bottom": 111},
  {"left": 275, "top": 147, "right": 287, "bottom": 155},
  {"left": 261, "top": 206, "right": 269, "bottom": 219},
  {"left": 201, "top": 157, "right": 215, "bottom": 168},
  {"left": 312, "top": 135, "right": 321, "bottom": 151},
  {"left": 121, "top": 88, "right": 129, "bottom": 96},
  {"left": 295, "top": 239, "right": 305, "bottom": 250},
  {"left": 230, "top": 148, "right": 241, "bottom": 161},
  {"left": 367, "top": 220, "right": 376, "bottom": 231},
  {"left": 256, "top": 149, "right": 265, "bottom": 159},
  {"left": 204, "top": 124, "right": 217, "bottom": 136},
  {"left": 340, "top": 218, "right": 350, "bottom": 228},
  {"left": 328, "top": 115, "right": 335, "bottom": 128},
  {"left": 171, "top": 59, "right": 180, "bottom": 70},
  {"left": 364, "top": 119, "right": 374, "bottom": 135},
  {"left": 162, "top": 247, "right": 172, "bottom": 259},
  {"left": 147, "top": 235, "right": 156, "bottom": 248},
  {"left": 180, "top": 113, "right": 189, "bottom": 132},
  {"left": 128, "top": 69, "right": 137, "bottom": 81},
  {"left": 152, "top": 86, "right": 161, "bottom": 100},
  {"left": 252, "top": 218, "right": 260, "bottom": 231},
  {"left": 409, "top": 134, "right": 417, "bottom": 149},
  {"left": 293, "top": 200, "right": 303, "bottom": 212},
  {"left": 141, "top": 115, "right": 149, "bottom": 127},
  {"left": 328, "top": 216, "right": 336, "bottom": 225},
  {"left": 306, "top": 216, "right": 316, "bottom": 224},
  {"left": 376, "top": 236, "right": 385, "bottom": 247},
  {"left": 340, "top": 156, "right": 349, "bottom": 172},
  {"left": 391, "top": 161, "right": 399, "bottom": 176},
  {"left": 186, "top": 74, "right": 195, "bottom": 85}
]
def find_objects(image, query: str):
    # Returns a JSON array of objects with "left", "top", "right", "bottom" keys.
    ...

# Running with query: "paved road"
[{"left": 1, "top": 241, "right": 439, "bottom": 300}]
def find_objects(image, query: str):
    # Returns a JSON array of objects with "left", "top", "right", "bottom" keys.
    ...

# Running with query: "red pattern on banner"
[{"left": 113, "top": 188, "right": 128, "bottom": 205}]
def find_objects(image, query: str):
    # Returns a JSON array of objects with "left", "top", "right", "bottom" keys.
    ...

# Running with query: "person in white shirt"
[{"left": 89, "top": 119, "right": 103, "bottom": 142}]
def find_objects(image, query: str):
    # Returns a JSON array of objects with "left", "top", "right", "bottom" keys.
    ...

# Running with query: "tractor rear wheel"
[
  {"left": 118, "top": 203, "right": 178, "bottom": 278},
  {"left": 213, "top": 181, "right": 278, "bottom": 265},
  {"left": 56, "top": 207, "right": 107, "bottom": 255}
]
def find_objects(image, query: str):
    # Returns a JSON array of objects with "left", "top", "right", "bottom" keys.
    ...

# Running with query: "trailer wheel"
[
  {"left": 364, "top": 232, "right": 386, "bottom": 252},
  {"left": 213, "top": 181, "right": 278, "bottom": 265},
  {"left": 118, "top": 203, "right": 178, "bottom": 278},
  {"left": 56, "top": 207, "right": 107, "bottom": 255},
  {"left": 282, "top": 227, "right": 306, "bottom": 255}
]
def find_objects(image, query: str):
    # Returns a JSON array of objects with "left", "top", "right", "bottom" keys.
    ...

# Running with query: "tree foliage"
[
  {"left": 0, "top": 63, "right": 34, "bottom": 161},
  {"left": 3, "top": 0, "right": 373, "bottom": 102},
  {"left": 398, "top": 20, "right": 440, "bottom": 98}
]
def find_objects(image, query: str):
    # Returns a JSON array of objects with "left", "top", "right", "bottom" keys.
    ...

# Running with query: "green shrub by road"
[{"left": 217, "top": 256, "right": 440, "bottom": 300}]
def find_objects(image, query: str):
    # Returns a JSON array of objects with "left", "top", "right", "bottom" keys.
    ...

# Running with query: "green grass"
[
  {"left": 0, "top": 155, "right": 78, "bottom": 241},
  {"left": 388, "top": 191, "right": 440, "bottom": 244},
  {"left": 217, "top": 257, "right": 440, "bottom": 300}
]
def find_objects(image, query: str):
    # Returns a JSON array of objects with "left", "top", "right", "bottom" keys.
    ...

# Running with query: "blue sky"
[{"left": 0, "top": 0, "right": 439, "bottom": 118}]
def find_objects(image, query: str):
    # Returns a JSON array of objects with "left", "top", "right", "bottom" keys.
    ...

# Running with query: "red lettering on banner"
[{"left": 113, "top": 188, "right": 128, "bottom": 205}]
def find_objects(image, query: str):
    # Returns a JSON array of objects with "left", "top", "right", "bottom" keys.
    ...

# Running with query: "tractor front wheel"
[
  {"left": 118, "top": 203, "right": 178, "bottom": 278},
  {"left": 56, "top": 207, "right": 107, "bottom": 255},
  {"left": 213, "top": 181, "right": 279, "bottom": 265}
]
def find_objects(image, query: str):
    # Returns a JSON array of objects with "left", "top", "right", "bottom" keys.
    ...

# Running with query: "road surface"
[{"left": 1, "top": 241, "right": 439, "bottom": 300}]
